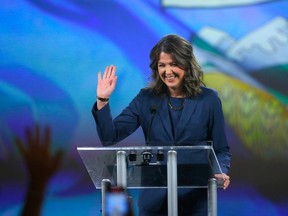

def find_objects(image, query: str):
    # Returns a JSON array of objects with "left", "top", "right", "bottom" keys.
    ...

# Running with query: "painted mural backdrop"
[{"left": 1, "top": 0, "right": 287, "bottom": 215}]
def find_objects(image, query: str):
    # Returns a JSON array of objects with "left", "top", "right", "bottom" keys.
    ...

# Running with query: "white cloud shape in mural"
[{"left": 163, "top": 0, "right": 275, "bottom": 7}]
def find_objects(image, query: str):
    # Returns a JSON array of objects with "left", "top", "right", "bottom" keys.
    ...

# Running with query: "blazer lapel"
[
  {"left": 152, "top": 96, "right": 199, "bottom": 142},
  {"left": 175, "top": 98, "right": 198, "bottom": 139},
  {"left": 156, "top": 98, "right": 174, "bottom": 140}
]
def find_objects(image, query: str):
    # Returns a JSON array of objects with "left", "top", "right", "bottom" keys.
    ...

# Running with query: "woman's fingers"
[
  {"left": 98, "top": 71, "right": 102, "bottom": 83},
  {"left": 100, "top": 65, "right": 116, "bottom": 81},
  {"left": 215, "top": 173, "right": 230, "bottom": 190},
  {"left": 110, "top": 65, "right": 116, "bottom": 78},
  {"left": 103, "top": 65, "right": 115, "bottom": 79},
  {"left": 103, "top": 66, "right": 108, "bottom": 79}
]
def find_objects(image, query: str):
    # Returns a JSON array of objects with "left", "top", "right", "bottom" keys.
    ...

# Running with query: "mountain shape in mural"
[{"left": 197, "top": 16, "right": 288, "bottom": 71}]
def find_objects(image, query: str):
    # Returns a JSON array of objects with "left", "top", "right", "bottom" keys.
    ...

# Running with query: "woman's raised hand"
[{"left": 97, "top": 65, "right": 117, "bottom": 99}]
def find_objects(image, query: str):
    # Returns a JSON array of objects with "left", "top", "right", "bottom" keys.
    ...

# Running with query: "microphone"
[
  {"left": 142, "top": 105, "right": 157, "bottom": 164},
  {"left": 146, "top": 105, "right": 158, "bottom": 146},
  {"left": 149, "top": 105, "right": 164, "bottom": 162},
  {"left": 150, "top": 105, "right": 157, "bottom": 115}
]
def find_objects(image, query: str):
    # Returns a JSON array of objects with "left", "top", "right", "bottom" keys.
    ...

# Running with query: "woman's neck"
[{"left": 169, "top": 89, "right": 185, "bottom": 98}]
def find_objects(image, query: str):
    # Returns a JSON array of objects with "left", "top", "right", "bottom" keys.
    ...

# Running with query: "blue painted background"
[{"left": 1, "top": 0, "right": 288, "bottom": 215}]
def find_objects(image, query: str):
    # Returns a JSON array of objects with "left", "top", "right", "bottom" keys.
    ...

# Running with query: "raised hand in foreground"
[{"left": 15, "top": 124, "right": 63, "bottom": 216}]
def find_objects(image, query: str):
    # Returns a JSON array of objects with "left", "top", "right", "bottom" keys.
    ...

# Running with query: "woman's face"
[{"left": 157, "top": 52, "right": 185, "bottom": 95}]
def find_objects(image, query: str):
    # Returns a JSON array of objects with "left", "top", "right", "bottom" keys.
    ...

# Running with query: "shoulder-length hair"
[{"left": 148, "top": 34, "right": 205, "bottom": 98}]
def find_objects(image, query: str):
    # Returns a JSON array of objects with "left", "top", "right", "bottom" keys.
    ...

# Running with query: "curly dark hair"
[{"left": 148, "top": 34, "right": 205, "bottom": 98}]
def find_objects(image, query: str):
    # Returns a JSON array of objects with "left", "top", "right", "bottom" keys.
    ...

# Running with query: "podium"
[{"left": 77, "top": 141, "right": 224, "bottom": 216}]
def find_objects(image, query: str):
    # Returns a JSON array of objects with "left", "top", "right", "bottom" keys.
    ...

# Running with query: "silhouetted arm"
[{"left": 15, "top": 124, "right": 63, "bottom": 216}]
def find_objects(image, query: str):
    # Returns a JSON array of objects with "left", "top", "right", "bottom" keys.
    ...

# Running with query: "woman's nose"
[{"left": 165, "top": 67, "right": 172, "bottom": 75}]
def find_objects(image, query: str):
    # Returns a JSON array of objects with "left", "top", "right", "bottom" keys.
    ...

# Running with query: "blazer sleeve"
[
  {"left": 208, "top": 90, "right": 231, "bottom": 174},
  {"left": 92, "top": 90, "right": 143, "bottom": 146}
]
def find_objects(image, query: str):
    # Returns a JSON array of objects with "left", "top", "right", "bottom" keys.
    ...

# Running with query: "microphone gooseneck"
[{"left": 146, "top": 105, "right": 158, "bottom": 146}]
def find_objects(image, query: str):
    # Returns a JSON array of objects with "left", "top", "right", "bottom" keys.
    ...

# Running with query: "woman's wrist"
[{"left": 96, "top": 97, "right": 109, "bottom": 110}]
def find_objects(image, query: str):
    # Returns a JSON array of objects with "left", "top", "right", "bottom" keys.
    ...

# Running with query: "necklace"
[{"left": 167, "top": 97, "right": 186, "bottom": 111}]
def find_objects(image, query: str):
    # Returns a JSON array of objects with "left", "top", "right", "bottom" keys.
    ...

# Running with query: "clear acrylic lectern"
[{"left": 77, "top": 141, "right": 224, "bottom": 216}]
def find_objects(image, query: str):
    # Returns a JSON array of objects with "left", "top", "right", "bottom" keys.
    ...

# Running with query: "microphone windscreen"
[{"left": 150, "top": 105, "right": 158, "bottom": 114}]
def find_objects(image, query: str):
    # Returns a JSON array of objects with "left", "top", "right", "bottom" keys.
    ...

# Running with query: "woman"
[{"left": 92, "top": 34, "right": 231, "bottom": 215}]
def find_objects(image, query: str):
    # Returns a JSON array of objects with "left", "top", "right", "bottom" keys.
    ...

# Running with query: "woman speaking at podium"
[{"left": 92, "top": 34, "right": 231, "bottom": 216}]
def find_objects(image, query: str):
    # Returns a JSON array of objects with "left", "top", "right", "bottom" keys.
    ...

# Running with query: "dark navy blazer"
[{"left": 92, "top": 86, "right": 231, "bottom": 212}]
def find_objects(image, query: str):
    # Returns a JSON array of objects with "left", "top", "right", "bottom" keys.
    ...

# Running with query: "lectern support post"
[
  {"left": 208, "top": 178, "right": 218, "bottom": 216},
  {"left": 167, "top": 150, "right": 178, "bottom": 216},
  {"left": 101, "top": 179, "right": 111, "bottom": 216},
  {"left": 117, "top": 151, "right": 127, "bottom": 188}
]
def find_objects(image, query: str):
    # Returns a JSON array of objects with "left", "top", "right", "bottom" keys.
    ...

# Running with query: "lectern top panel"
[{"left": 77, "top": 142, "right": 224, "bottom": 189}]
